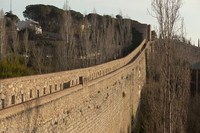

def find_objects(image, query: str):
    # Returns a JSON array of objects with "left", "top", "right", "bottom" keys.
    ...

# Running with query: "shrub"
[{"left": 0, "top": 57, "right": 33, "bottom": 79}]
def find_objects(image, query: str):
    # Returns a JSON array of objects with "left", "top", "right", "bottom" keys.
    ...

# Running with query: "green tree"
[
  {"left": 5, "top": 12, "right": 19, "bottom": 22},
  {"left": 23, "top": 4, "right": 64, "bottom": 32},
  {"left": 0, "top": 55, "right": 33, "bottom": 79}
]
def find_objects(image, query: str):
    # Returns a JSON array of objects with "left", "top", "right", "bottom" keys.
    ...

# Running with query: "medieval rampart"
[{"left": 0, "top": 26, "right": 152, "bottom": 132}]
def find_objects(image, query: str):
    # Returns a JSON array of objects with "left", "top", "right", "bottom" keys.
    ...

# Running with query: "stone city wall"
[
  {"left": 0, "top": 39, "right": 146, "bottom": 110},
  {"left": 0, "top": 23, "right": 152, "bottom": 132},
  {"left": 0, "top": 40, "right": 151, "bottom": 133}
]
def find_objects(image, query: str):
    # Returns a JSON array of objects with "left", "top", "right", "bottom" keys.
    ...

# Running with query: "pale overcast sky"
[{"left": 0, "top": 0, "right": 199, "bottom": 45}]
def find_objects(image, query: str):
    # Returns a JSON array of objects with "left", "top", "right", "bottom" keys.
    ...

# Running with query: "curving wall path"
[{"left": 0, "top": 37, "right": 152, "bottom": 132}]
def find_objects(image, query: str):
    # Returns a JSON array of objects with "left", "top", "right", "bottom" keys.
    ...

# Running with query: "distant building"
[{"left": 18, "top": 19, "right": 42, "bottom": 34}]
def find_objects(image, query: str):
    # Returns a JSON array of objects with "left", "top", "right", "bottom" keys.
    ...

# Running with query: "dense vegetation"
[
  {"left": 133, "top": 40, "right": 191, "bottom": 133},
  {"left": 5, "top": 12, "right": 19, "bottom": 28},
  {"left": 23, "top": 4, "right": 64, "bottom": 32},
  {"left": 0, "top": 5, "right": 143, "bottom": 79},
  {"left": 0, "top": 55, "right": 33, "bottom": 78}
]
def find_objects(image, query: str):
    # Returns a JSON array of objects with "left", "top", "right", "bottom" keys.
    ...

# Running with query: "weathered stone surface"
[{"left": 0, "top": 39, "right": 151, "bottom": 133}]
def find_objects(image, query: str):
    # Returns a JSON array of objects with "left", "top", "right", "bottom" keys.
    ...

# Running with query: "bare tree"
[
  {"left": 138, "top": 0, "right": 191, "bottom": 133},
  {"left": 0, "top": 9, "right": 6, "bottom": 60},
  {"left": 63, "top": 0, "right": 69, "bottom": 11},
  {"left": 60, "top": 12, "right": 71, "bottom": 44},
  {"left": 23, "top": 28, "right": 29, "bottom": 67},
  {"left": 93, "top": 8, "right": 97, "bottom": 14},
  {"left": 54, "top": 43, "right": 68, "bottom": 71},
  {"left": 151, "top": 0, "right": 182, "bottom": 39},
  {"left": 11, "top": 30, "right": 20, "bottom": 58},
  {"left": 145, "top": 40, "right": 190, "bottom": 133},
  {"left": 119, "top": 9, "right": 123, "bottom": 18},
  {"left": 57, "top": 11, "right": 76, "bottom": 70},
  {"left": 31, "top": 43, "right": 45, "bottom": 74}
]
